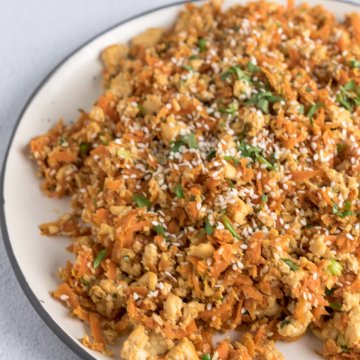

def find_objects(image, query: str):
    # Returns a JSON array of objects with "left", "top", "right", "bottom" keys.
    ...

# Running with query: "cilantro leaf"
[
  {"left": 333, "top": 201, "right": 353, "bottom": 218},
  {"left": 281, "top": 258, "right": 299, "bottom": 271},
  {"left": 247, "top": 61, "right": 260, "bottom": 73},
  {"left": 328, "top": 259, "right": 342, "bottom": 276},
  {"left": 154, "top": 225, "right": 166, "bottom": 237},
  {"left": 133, "top": 194, "right": 152, "bottom": 208},
  {"left": 94, "top": 249, "right": 107, "bottom": 269},
  {"left": 222, "top": 215, "right": 240, "bottom": 240},
  {"left": 206, "top": 149, "right": 216, "bottom": 161},
  {"left": 79, "top": 142, "right": 91, "bottom": 157},
  {"left": 219, "top": 103, "right": 238, "bottom": 115},
  {"left": 205, "top": 217, "right": 214, "bottom": 235},
  {"left": 221, "top": 65, "right": 250, "bottom": 82},
  {"left": 307, "top": 103, "right": 323, "bottom": 126},
  {"left": 350, "top": 59, "right": 360, "bottom": 69},
  {"left": 174, "top": 184, "right": 185, "bottom": 199},
  {"left": 198, "top": 38, "right": 208, "bottom": 53},
  {"left": 238, "top": 141, "right": 277, "bottom": 170}
]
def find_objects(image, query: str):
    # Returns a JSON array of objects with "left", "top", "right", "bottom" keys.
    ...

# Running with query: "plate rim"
[{"left": 1, "top": 1, "right": 358, "bottom": 359}]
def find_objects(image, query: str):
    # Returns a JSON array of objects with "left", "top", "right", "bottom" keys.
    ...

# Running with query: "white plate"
[{"left": 1, "top": 1, "right": 359, "bottom": 359}]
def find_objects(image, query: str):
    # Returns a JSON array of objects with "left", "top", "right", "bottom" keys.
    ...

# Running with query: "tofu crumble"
[{"left": 29, "top": 1, "right": 360, "bottom": 359}]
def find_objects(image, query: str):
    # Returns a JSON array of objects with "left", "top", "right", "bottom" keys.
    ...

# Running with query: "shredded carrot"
[
  {"left": 53, "top": 283, "right": 79, "bottom": 309},
  {"left": 29, "top": 1, "right": 360, "bottom": 359},
  {"left": 89, "top": 312, "right": 106, "bottom": 345}
]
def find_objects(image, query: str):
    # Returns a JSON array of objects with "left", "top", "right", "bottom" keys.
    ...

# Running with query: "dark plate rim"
[{"left": 0, "top": 1, "right": 358, "bottom": 359}]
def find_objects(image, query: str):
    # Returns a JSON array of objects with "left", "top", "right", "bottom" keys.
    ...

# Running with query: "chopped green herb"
[
  {"left": 80, "top": 278, "right": 90, "bottom": 287},
  {"left": 137, "top": 104, "right": 145, "bottom": 116},
  {"left": 221, "top": 65, "right": 249, "bottom": 82},
  {"left": 226, "top": 178, "right": 236, "bottom": 188},
  {"left": 305, "top": 86, "right": 312, "bottom": 92},
  {"left": 332, "top": 204, "right": 339, "bottom": 215},
  {"left": 328, "top": 259, "right": 343, "bottom": 276},
  {"left": 245, "top": 90, "right": 283, "bottom": 114},
  {"left": 281, "top": 258, "right": 299, "bottom": 271},
  {"left": 198, "top": 38, "right": 208, "bottom": 52},
  {"left": 79, "top": 142, "right": 90, "bottom": 157},
  {"left": 344, "top": 79, "right": 356, "bottom": 91},
  {"left": 94, "top": 249, "right": 107, "bottom": 269},
  {"left": 183, "top": 64, "right": 194, "bottom": 72},
  {"left": 329, "top": 302, "right": 342, "bottom": 311},
  {"left": 206, "top": 149, "right": 216, "bottom": 161},
  {"left": 219, "top": 103, "right": 238, "bottom": 115},
  {"left": 222, "top": 215, "right": 240, "bottom": 240},
  {"left": 333, "top": 201, "right": 353, "bottom": 218},
  {"left": 99, "top": 135, "right": 109, "bottom": 145},
  {"left": 174, "top": 184, "right": 185, "bottom": 199},
  {"left": 267, "top": 95, "right": 283, "bottom": 103},
  {"left": 186, "top": 132, "right": 198, "bottom": 149},
  {"left": 201, "top": 354, "right": 211, "bottom": 360},
  {"left": 117, "top": 148, "right": 132, "bottom": 159},
  {"left": 171, "top": 133, "right": 198, "bottom": 151},
  {"left": 224, "top": 155, "right": 240, "bottom": 166},
  {"left": 261, "top": 194, "right": 268, "bottom": 202},
  {"left": 205, "top": 217, "right": 214, "bottom": 235},
  {"left": 336, "top": 143, "right": 347, "bottom": 156},
  {"left": 238, "top": 141, "right": 260, "bottom": 158},
  {"left": 257, "top": 98, "right": 269, "bottom": 114},
  {"left": 307, "top": 103, "right": 323, "bottom": 126},
  {"left": 170, "top": 139, "right": 185, "bottom": 152},
  {"left": 252, "top": 153, "right": 275, "bottom": 170},
  {"left": 58, "top": 137, "right": 67, "bottom": 147},
  {"left": 226, "top": 178, "right": 236, "bottom": 189},
  {"left": 247, "top": 61, "right": 260, "bottom": 73},
  {"left": 238, "top": 141, "right": 277, "bottom": 170},
  {"left": 338, "top": 96, "right": 353, "bottom": 111},
  {"left": 132, "top": 194, "right": 152, "bottom": 208},
  {"left": 336, "top": 80, "right": 360, "bottom": 112},
  {"left": 350, "top": 59, "right": 360, "bottom": 69},
  {"left": 298, "top": 104, "right": 305, "bottom": 115},
  {"left": 154, "top": 225, "right": 166, "bottom": 237},
  {"left": 281, "top": 319, "right": 291, "bottom": 328},
  {"left": 325, "top": 287, "right": 337, "bottom": 296},
  {"left": 189, "top": 55, "right": 200, "bottom": 60}
]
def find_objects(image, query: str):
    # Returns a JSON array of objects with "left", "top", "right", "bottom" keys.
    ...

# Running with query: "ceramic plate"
[{"left": 1, "top": 1, "right": 359, "bottom": 359}]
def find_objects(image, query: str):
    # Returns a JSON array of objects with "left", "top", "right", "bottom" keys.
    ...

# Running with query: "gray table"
[{"left": 0, "top": 1, "right": 174, "bottom": 359}]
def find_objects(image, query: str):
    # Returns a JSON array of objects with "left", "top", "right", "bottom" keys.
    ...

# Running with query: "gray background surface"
[{"left": 0, "top": 1, "right": 174, "bottom": 359}]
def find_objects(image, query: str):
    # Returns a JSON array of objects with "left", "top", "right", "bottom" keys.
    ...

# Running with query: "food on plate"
[{"left": 29, "top": 0, "right": 360, "bottom": 359}]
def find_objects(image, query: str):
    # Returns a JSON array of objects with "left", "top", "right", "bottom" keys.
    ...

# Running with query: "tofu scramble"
[{"left": 29, "top": 0, "right": 360, "bottom": 359}]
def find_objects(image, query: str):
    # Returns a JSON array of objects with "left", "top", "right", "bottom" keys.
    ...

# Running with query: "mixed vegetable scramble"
[{"left": 29, "top": 1, "right": 360, "bottom": 359}]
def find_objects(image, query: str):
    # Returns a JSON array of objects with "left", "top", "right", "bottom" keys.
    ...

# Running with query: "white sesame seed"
[{"left": 60, "top": 295, "right": 69, "bottom": 301}]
